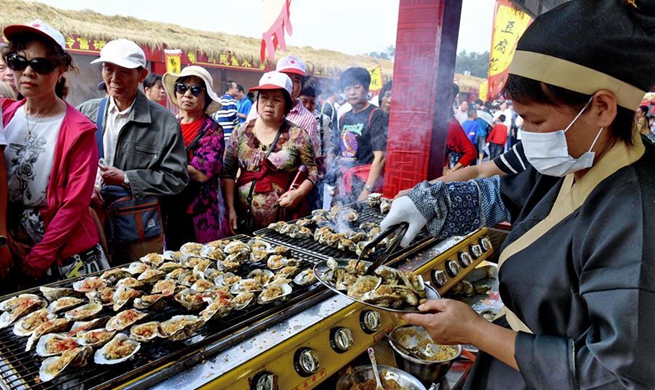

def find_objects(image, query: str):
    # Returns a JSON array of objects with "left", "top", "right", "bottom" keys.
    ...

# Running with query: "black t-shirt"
[{"left": 334, "top": 105, "right": 388, "bottom": 165}]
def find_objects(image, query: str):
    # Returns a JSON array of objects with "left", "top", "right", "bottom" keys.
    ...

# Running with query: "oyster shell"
[
  {"left": 0, "top": 296, "right": 46, "bottom": 328},
  {"left": 380, "top": 198, "right": 392, "bottom": 214},
  {"left": 122, "top": 262, "right": 150, "bottom": 276},
  {"left": 130, "top": 321, "right": 161, "bottom": 342},
  {"left": 0, "top": 293, "right": 41, "bottom": 312},
  {"left": 133, "top": 294, "right": 168, "bottom": 311},
  {"left": 72, "top": 277, "right": 107, "bottom": 293},
  {"left": 223, "top": 241, "right": 250, "bottom": 256},
  {"left": 67, "top": 317, "right": 110, "bottom": 337},
  {"left": 137, "top": 269, "right": 166, "bottom": 284},
  {"left": 190, "top": 278, "right": 215, "bottom": 294},
  {"left": 39, "top": 346, "right": 91, "bottom": 382},
  {"left": 180, "top": 242, "right": 204, "bottom": 256},
  {"left": 192, "top": 259, "right": 214, "bottom": 274},
  {"left": 36, "top": 333, "right": 80, "bottom": 357},
  {"left": 267, "top": 255, "right": 287, "bottom": 270},
  {"left": 166, "top": 268, "right": 187, "bottom": 281},
  {"left": 159, "top": 315, "right": 204, "bottom": 341},
  {"left": 257, "top": 283, "right": 292, "bottom": 304},
  {"left": 214, "top": 272, "right": 241, "bottom": 288},
  {"left": 39, "top": 287, "right": 80, "bottom": 302},
  {"left": 231, "top": 292, "right": 255, "bottom": 310},
  {"left": 367, "top": 192, "right": 383, "bottom": 207},
  {"left": 64, "top": 302, "right": 103, "bottom": 321},
  {"left": 106, "top": 309, "right": 147, "bottom": 332},
  {"left": 293, "top": 269, "right": 317, "bottom": 286},
  {"left": 269, "top": 245, "right": 290, "bottom": 256},
  {"left": 274, "top": 266, "right": 300, "bottom": 281},
  {"left": 86, "top": 286, "right": 116, "bottom": 306},
  {"left": 229, "top": 279, "right": 263, "bottom": 295},
  {"left": 248, "top": 269, "right": 274, "bottom": 286},
  {"left": 140, "top": 253, "right": 165, "bottom": 267},
  {"left": 100, "top": 268, "right": 131, "bottom": 284},
  {"left": 200, "top": 298, "right": 233, "bottom": 322},
  {"left": 174, "top": 288, "right": 206, "bottom": 311},
  {"left": 177, "top": 271, "right": 199, "bottom": 287},
  {"left": 26, "top": 318, "right": 71, "bottom": 351},
  {"left": 218, "top": 258, "right": 242, "bottom": 273},
  {"left": 163, "top": 250, "right": 185, "bottom": 262},
  {"left": 248, "top": 239, "right": 272, "bottom": 252},
  {"left": 152, "top": 279, "right": 179, "bottom": 296},
  {"left": 347, "top": 275, "right": 382, "bottom": 300},
  {"left": 200, "top": 245, "right": 226, "bottom": 261},
  {"left": 75, "top": 328, "right": 116, "bottom": 347},
  {"left": 13, "top": 308, "right": 56, "bottom": 337},
  {"left": 112, "top": 286, "right": 142, "bottom": 312},
  {"left": 158, "top": 261, "right": 184, "bottom": 273},
  {"left": 116, "top": 277, "right": 145, "bottom": 289},
  {"left": 47, "top": 297, "right": 85, "bottom": 314},
  {"left": 94, "top": 333, "right": 141, "bottom": 365},
  {"left": 203, "top": 267, "right": 222, "bottom": 280}
]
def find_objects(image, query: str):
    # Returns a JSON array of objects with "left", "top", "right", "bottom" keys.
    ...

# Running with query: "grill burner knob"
[
  {"left": 470, "top": 244, "right": 483, "bottom": 259},
  {"left": 446, "top": 260, "right": 461, "bottom": 277},
  {"left": 330, "top": 327, "right": 354, "bottom": 352},
  {"left": 294, "top": 348, "right": 319, "bottom": 377},
  {"left": 251, "top": 372, "right": 277, "bottom": 390},
  {"left": 458, "top": 251, "right": 473, "bottom": 268},
  {"left": 360, "top": 310, "right": 381, "bottom": 334},
  {"left": 432, "top": 270, "right": 448, "bottom": 287},
  {"left": 481, "top": 237, "right": 492, "bottom": 252}
]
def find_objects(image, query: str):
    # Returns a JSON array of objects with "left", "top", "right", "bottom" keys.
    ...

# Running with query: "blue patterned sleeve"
[{"left": 407, "top": 176, "right": 510, "bottom": 239}]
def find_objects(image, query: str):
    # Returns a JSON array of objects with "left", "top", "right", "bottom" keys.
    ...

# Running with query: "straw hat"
[{"left": 163, "top": 65, "right": 222, "bottom": 115}]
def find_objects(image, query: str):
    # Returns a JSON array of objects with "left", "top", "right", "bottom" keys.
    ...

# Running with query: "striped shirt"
[
  {"left": 212, "top": 94, "right": 238, "bottom": 138},
  {"left": 494, "top": 142, "right": 528, "bottom": 174}
]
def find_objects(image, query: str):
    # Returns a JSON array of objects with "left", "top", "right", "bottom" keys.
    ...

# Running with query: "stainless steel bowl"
[
  {"left": 336, "top": 364, "right": 426, "bottom": 390},
  {"left": 388, "top": 325, "right": 462, "bottom": 386}
]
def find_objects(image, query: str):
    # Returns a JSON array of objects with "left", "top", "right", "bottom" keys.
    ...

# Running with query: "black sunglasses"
[
  {"left": 175, "top": 83, "right": 205, "bottom": 97},
  {"left": 5, "top": 53, "right": 57, "bottom": 75}
]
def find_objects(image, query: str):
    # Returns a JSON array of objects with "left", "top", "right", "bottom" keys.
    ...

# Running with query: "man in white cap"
[
  {"left": 246, "top": 55, "right": 320, "bottom": 155},
  {"left": 77, "top": 38, "right": 188, "bottom": 264}
]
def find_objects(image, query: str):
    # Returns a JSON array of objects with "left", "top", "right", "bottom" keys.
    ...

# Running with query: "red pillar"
[{"left": 383, "top": 0, "right": 463, "bottom": 197}]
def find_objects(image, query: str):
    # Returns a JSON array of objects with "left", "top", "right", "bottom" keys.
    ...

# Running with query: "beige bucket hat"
[{"left": 163, "top": 65, "right": 222, "bottom": 115}]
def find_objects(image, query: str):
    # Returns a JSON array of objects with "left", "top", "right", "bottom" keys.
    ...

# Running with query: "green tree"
[
  {"left": 455, "top": 50, "right": 490, "bottom": 78},
  {"left": 367, "top": 45, "right": 395, "bottom": 61}
]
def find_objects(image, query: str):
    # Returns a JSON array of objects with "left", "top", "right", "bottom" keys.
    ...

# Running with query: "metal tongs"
[{"left": 355, "top": 222, "right": 409, "bottom": 275}]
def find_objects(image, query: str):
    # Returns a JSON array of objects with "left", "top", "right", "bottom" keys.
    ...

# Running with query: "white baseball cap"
[
  {"left": 3, "top": 19, "right": 66, "bottom": 50},
  {"left": 90, "top": 39, "right": 146, "bottom": 69},
  {"left": 275, "top": 55, "right": 306, "bottom": 76},
  {"left": 250, "top": 71, "right": 293, "bottom": 97}
]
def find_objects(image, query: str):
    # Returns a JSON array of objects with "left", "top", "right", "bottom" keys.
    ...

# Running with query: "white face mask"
[{"left": 522, "top": 97, "right": 604, "bottom": 177}]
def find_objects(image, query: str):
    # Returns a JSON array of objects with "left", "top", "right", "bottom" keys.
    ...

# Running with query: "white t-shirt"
[{"left": 5, "top": 106, "right": 65, "bottom": 207}]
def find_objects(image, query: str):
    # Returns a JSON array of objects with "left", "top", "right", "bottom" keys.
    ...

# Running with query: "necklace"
[{"left": 24, "top": 103, "right": 57, "bottom": 143}]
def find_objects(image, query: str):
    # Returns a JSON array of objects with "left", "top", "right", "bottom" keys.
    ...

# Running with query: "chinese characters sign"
[
  {"left": 369, "top": 65, "right": 383, "bottom": 91},
  {"left": 487, "top": 0, "right": 532, "bottom": 99}
]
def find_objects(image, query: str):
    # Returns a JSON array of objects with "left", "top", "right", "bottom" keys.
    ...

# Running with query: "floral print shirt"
[{"left": 223, "top": 121, "right": 318, "bottom": 230}]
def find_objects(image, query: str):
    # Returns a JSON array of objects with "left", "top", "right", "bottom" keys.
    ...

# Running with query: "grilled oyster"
[
  {"left": 177, "top": 271, "right": 199, "bottom": 287},
  {"left": 347, "top": 275, "right": 382, "bottom": 300},
  {"left": 293, "top": 269, "right": 317, "bottom": 286},
  {"left": 200, "top": 245, "right": 226, "bottom": 261},
  {"left": 190, "top": 278, "right": 215, "bottom": 294},
  {"left": 152, "top": 279, "right": 179, "bottom": 296},
  {"left": 214, "top": 272, "right": 241, "bottom": 288},
  {"left": 64, "top": 302, "right": 103, "bottom": 321},
  {"left": 39, "top": 287, "right": 80, "bottom": 302},
  {"left": 248, "top": 269, "right": 274, "bottom": 286},
  {"left": 72, "top": 277, "right": 107, "bottom": 293},
  {"left": 223, "top": 241, "right": 250, "bottom": 256},
  {"left": 166, "top": 268, "right": 187, "bottom": 281},
  {"left": 337, "top": 238, "right": 357, "bottom": 252},
  {"left": 269, "top": 245, "right": 291, "bottom": 256},
  {"left": 200, "top": 297, "right": 234, "bottom": 322},
  {"left": 159, "top": 315, "right": 204, "bottom": 341},
  {"left": 180, "top": 242, "right": 204, "bottom": 256},
  {"left": 99, "top": 268, "right": 131, "bottom": 284},
  {"left": 218, "top": 258, "right": 242, "bottom": 273},
  {"left": 174, "top": 289, "right": 206, "bottom": 311},
  {"left": 231, "top": 292, "right": 255, "bottom": 310},
  {"left": 112, "top": 286, "right": 142, "bottom": 312},
  {"left": 36, "top": 333, "right": 80, "bottom": 357},
  {"left": 67, "top": 317, "right": 110, "bottom": 337},
  {"left": 86, "top": 286, "right": 116, "bottom": 306},
  {"left": 288, "top": 226, "right": 312, "bottom": 239},
  {"left": 257, "top": 283, "right": 292, "bottom": 304},
  {"left": 0, "top": 296, "right": 46, "bottom": 328},
  {"left": 182, "top": 255, "right": 204, "bottom": 269},
  {"left": 203, "top": 267, "right": 222, "bottom": 280},
  {"left": 13, "top": 308, "right": 56, "bottom": 337},
  {"left": 229, "top": 279, "right": 263, "bottom": 295},
  {"left": 106, "top": 309, "right": 147, "bottom": 332},
  {"left": 158, "top": 261, "right": 184, "bottom": 273},
  {"left": 140, "top": 253, "right": 165, "bottom": 267},
  {"left": 75, "top": 328, "right": 116, "bottom": 347},
  {"left": 163, "top": 250, "right": 185, "bottom": 263},
  {"left": 137, "top": 269, "right": 166, "bottom": 284},
  {"left": 122, "top": 262, "right": 150, "bottom": 276},
  {"left": 130, "top": 321, "right": 161, "bottom": 342},
  {"left": 380, "top": 198, "right": 392, "bottom": 214},
  {"left": 47, "top": 297, "right": 84, "bottom": 314},
  {"left": 133, "top": 294, "right": 168, "bottom": 311},
  {"left": 94, "top": 333, "right": 140, "bottom": 365},
  {"left": 0, "top": 293, "right": 41, "bottom": 312},
  {"left": 26, "top": 318, "right": 71, "bottom": 351},
  {"left": 116, "top": 277, "right": 145, "bottom": 290},
  {"left": 39, "top": 346, "right": 91, "bottom": 382},
  {"left": 248, "top": 239, "right": 272, "bottom": 262},
  {"left": 367, "top": 192, "right": 383, "bottom": 207},
  {"left": 274, "top": 266, "right": 300, "bottom": 281},
  {"left": 267, "top": 255, "right": 290, "bottom": 270}
]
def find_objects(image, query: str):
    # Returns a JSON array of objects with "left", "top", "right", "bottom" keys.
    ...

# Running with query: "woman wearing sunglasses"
[
  {"left": 161, "top": 66, "right": 229, "bottom": 249},
  {"left": 1, "top": 20, "right": 106, "bottom": 289},
  {"left": 223, "top": 71, "right": 318, "bottom": 233}
]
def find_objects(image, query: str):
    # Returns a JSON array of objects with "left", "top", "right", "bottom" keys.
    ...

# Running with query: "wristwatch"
[
  {"left": 364, "top": 185, "right": 374, "bottom": 193},
  {"left": 122, "top": 174, "right": 131, "bottom": 190},
  {"left": 0, "top": 235, "right": 7, "bottom": 249}
]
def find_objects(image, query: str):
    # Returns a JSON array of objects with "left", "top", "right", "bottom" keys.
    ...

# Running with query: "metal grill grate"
[{"left": 0, "top": 236, "right": 329, "bottom": 390}]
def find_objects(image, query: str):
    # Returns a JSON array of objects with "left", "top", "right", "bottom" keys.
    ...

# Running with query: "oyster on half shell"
[
  {"left": 36, "top": 333, "right": 80, "bottom": 357},
  {"left": 13, "top": 308, "right": 56, "bottom": 337},
  {"left": 39, "top": 346, "right": 91, "bottom": 382},
  {"left": 94, "top": 333, "right": 141, "bottom": 365},
  {"left": 106, "top": 309, "right": 147, "bottom": 332}
]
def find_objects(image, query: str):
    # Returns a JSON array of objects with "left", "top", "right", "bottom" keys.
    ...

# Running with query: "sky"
[{"left": 28, "top": 0, "right": 496, "bottom": 55}]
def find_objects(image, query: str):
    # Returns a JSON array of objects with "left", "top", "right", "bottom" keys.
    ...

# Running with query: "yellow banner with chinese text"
[
  {"left": 487, "top": 0, "right": 532, "bottom": 99},
  {"left": 164, "top": 49, "right": 182, "bottom": 74},
  {"left": 369, "top": 65, "right": 383, "bottom": 91}
]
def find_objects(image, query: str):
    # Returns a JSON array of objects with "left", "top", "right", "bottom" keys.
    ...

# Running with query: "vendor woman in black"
[{"left": 381, "top": 0, "right": 655, "bottom": 388}]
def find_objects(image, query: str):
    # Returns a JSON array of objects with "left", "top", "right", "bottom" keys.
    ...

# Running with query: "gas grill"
[{"left": 0, "top": 204, "right": 496, "bottom": 390}]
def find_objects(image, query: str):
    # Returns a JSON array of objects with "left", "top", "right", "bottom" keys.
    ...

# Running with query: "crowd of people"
[{"left": 0, "top": 19, "right": 396, "bottom": 291}]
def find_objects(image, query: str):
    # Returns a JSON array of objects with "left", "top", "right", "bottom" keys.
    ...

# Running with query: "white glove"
[{"left": 380, "top": 196, "right": 427, "bottom": 247}]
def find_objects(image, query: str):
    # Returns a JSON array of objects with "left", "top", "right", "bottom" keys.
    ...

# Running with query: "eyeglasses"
[
  {"left": 5, "top": 53, "right": 57, "bottom": 75},
  {"left": 175, "top": 83, "right": 205, "bottom": 97}
]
